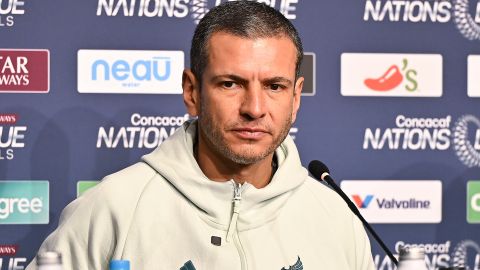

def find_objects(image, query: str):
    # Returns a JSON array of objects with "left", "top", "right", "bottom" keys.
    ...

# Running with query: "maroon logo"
[
  {"left": 0, "top": 245, "right": 18, "bottom": 256},
  {"left": 0, "top": 49, "right": 49, "bottom": 93},
  {"left": 0, "top": 114, "right": 18, "bottom": 124}
]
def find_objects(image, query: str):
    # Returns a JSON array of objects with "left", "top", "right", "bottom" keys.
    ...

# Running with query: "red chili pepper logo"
[
  {"left": 364, "top": 65, "right": 403, "bottom": 91},
  {"left": 364, "top": 59, "right": 418, "bottom": 92}
]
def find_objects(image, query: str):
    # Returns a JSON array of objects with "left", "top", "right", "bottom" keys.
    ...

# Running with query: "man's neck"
[{"left": 194, "top": 132, "right": 275, "bottom": 189}]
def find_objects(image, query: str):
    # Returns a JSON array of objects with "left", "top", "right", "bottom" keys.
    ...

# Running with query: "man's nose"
[{"left": 239, "top": 86, "right": 267, "bottom": 120}]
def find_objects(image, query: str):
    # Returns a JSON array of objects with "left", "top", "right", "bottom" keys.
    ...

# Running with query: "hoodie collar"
[{"left": 142, "top": 120, "right": 308, "bottom": 230}]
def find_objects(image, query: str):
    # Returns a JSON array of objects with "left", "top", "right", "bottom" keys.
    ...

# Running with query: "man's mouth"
[{"left": 231, "top": 127, "right": 269, "bottom": 140}]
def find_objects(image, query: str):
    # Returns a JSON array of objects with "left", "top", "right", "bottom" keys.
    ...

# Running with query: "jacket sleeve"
[
  {"left": 26, "top": 162, "right": 157, "bottom": 270},
  {"left": 26, "top": 178, "right": 120, "bottom": 270},
  {"left": 352, "top": 214, "right": 376, "bottom": 270}
]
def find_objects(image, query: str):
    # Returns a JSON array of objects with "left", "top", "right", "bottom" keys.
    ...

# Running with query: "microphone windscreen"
[{"left": 308, "top": 160, "right": 330, "bottom": 179}]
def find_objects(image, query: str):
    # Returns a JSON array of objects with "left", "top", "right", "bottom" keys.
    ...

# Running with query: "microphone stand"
[{"left": 321, "top": 174, "right": 398, "bottom": 266}]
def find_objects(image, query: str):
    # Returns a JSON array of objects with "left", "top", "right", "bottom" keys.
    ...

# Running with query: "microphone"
[{"left": 308, "top": 160, "right": 399, "bottom": 266}]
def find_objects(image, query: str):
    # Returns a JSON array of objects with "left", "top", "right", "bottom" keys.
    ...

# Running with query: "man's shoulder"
[
  {"left": 55, "top": 162, "right": 160, "bottom": 228},
  {"left": 300, "top": 176, "right": 353, "bottom": 216},
  {"left": 101, "top": 161, "right": 157, "bottom": 187},
  {"left": 81, "top": 161, "right": 158, "bottom": 204}
]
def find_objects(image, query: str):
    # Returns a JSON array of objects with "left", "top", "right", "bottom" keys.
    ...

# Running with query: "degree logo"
[
  {"left": 0, "top": 181, "right": 49, "bottom": 224},
  {"left": 467, "top": 181, "right": 480, "bottom": 223},
  {"left": 341, "top": 53, "right": 442, "bottom": 97},
  {"left": 352, "top": 195, "right": 374, "bottom": 208},
  {"left": 364, "top": 59, "right": 417, "bottom": 92}
]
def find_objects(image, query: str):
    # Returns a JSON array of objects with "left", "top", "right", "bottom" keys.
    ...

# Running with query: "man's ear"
[
  {"left": 291, "top": 76, "right": 303, "bottom": 123},
  {"left": 183, "top": 69, "right": 201, "bottom": 117}
]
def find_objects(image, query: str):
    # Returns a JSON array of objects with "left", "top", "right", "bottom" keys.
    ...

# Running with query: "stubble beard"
[{"left": 198, "top": 109, "right": 292, "bottom": 165}]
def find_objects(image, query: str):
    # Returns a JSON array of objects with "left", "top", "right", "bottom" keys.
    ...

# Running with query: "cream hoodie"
[{"left": 28, "top": 121, "right": 374, "bottom": 270}]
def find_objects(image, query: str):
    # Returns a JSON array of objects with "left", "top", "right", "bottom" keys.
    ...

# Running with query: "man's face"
[{"left": 185, "top": 32, "right": 303, "bottom": 165}]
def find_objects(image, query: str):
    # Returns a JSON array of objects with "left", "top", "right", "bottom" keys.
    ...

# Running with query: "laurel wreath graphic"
[
  {"left": 454, "top": 0, "right": 480, "bottom": 40},
  {"left": 190, "top": 0, "right": 210, "bottom": 24},
  {"left": 453, "top": 115, "right": 480, "bottom": 167},
  {"left": 451, "top": 240, "right": 480, "bottom": 268}
]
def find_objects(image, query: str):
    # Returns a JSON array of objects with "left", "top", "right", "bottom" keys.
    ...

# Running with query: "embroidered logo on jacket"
[
  {"left": 180, "top": 260, "right": 197, "bottom": 270},
  {"left": 281, "top": 256, "right": 303, "bottom": 270}
]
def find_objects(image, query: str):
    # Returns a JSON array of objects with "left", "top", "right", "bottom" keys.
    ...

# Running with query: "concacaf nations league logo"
[
  {"left": 451, "top": 240, "right": 480, "bottom": 269},
  {"left": 453, "top": 115, "right": 480, "bottom": 167},
  {"left": 97, "top": 0, "right": 300, "bottom": 24},
  {"left": 454, "top": 0, "right": 480, "bottom": 40},
  {"left": 190, "top": 0, "right": 300, "bottom": 24},
  {"left": 190, "top": 0, "right": 211, "bottom": 24}
]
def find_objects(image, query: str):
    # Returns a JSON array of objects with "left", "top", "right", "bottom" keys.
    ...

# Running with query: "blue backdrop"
[{"left": 1, "top": 1, "right": 480, "bottom": 269}]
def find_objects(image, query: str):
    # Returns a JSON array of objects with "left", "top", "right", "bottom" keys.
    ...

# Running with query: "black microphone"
[{"left": 308, "top": 160, "right": 399, "bottom": 266}]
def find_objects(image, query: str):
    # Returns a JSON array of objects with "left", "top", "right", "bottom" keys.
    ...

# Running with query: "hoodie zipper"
[
  {"left": 227, "top": 182, "right": 243, "bottom": 241},
  {"left": 227, "top": 181, "right": 247, "bottom": 270}
]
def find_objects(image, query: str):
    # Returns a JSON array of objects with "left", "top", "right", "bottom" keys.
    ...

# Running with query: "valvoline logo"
[
  {"left": 352, "top": 195, "right": 374, "bottom": 208},
  {"left": 342, "top": 180, "right": 442, "bottom": 223}
]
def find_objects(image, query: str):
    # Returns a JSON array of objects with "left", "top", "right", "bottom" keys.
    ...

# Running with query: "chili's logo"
[{"left": 364, "top": 59, "right": 418, "bottom": 92}]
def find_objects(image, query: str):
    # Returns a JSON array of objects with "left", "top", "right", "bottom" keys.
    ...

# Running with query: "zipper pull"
[{"left": 226, "top": 182, "right": 243, "bottom": 242}]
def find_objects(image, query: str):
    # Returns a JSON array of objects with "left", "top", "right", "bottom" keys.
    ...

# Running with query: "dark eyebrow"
[
  {"left": 263, "top": 77, "right": 293, "bottom": 87},
  {"left": 210, "top": 74, "right": 293, "bottom": 87},
  {"left": 211, "top": 74, "right": 248, "bottom": 85}
]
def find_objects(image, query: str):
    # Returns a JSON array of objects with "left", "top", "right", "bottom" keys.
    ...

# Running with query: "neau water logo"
[
  {"left": 97, "top": 113, "right": 190, "bottom": 149},
  {"left": 468, "top": 55, "right": 480, "bottom": 97},
  {"left": 0, "top": 0, "right": 26, "bottom": 27},
  {"left": 0, "top": 49, "right": 50, "bottom": 93},
  {"left": 363, "top": 0, "right": 480, "bottom": 41},
  {"left": 352, "top": 194, "right": 374, "bottom": 208},
  {"left": 96, "top": 0, "right": 301, "bottom": 24},
  {"left": 341, "top": 53, "right": 442, "bottom": 97},
  {"left": 77, "top": 50, "right": 184, "bottom": 94},
  {"left": 341, "top": 180, "right": 442, "bottom": 223},
  {"left": 0, "top": 113, "right": 27, "bottom": 160},
  {"left": 0, "top": 181, "right": 49, "bottom": 225}
]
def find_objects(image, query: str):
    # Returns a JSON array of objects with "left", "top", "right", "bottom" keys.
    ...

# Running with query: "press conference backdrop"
[{"left": 1, "top": 0, "right": 480, "bottom": 269}]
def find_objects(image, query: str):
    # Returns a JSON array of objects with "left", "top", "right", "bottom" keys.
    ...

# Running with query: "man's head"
[
  {"left": 183, "top": 1, "right": 304, "bottom": 167},
  {"left": 190, "top": 1, "right": 304, "bottom": 82}
]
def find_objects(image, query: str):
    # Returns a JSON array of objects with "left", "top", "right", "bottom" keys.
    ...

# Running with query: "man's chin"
[
  {"left": 227, "top": 155, "right": 266, "bottom": 165},
  {"left": 225, "top": 148, "right": 273, "bottom": 165}
]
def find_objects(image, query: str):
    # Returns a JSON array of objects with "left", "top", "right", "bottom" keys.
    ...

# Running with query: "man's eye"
[
  {"left": 222, "top": 81, "right": 236, "bottom": 88},
  {"left": 270, "top": 84, "right": 282, "bottom": 91}
]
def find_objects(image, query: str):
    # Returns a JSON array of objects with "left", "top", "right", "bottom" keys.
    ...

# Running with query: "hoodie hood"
[{"left": 142, "top": 120, "right": 308, "bottom": 231}]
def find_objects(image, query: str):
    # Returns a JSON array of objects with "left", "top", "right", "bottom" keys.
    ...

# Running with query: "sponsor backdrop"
[{"left": 1, "top": 0, "right": 480, "bottom": 269}]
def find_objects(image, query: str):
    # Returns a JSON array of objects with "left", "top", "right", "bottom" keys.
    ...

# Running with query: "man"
[{"left": 28, "top": 2, "right": 375, "bottom": 270}]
